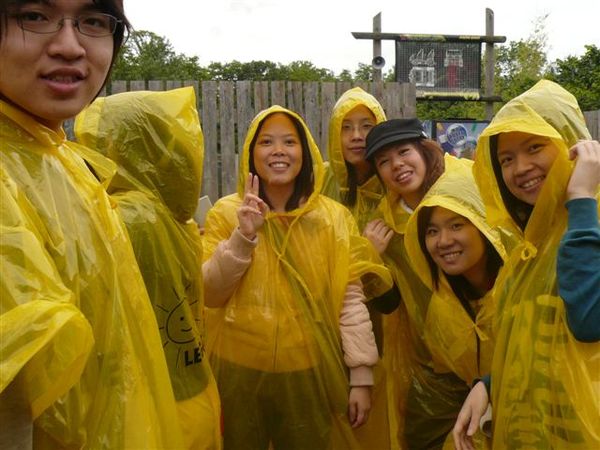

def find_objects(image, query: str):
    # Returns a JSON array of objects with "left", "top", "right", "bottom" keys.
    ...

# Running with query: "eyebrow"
[{"left": 20, "top": 0, "right": 102, "bottom": 12}]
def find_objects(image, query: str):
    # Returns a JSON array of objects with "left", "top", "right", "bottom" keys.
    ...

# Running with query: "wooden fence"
[
  {"left": 84, "top": 80, "right": 417, "bottom": 201},
  {"left": 68, "top": 81, "right": 599, "bottom": 202}
]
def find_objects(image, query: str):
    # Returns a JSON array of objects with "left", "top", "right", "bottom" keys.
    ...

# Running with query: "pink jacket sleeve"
[
  {"left": 202, "top": 227, "right": 257, "bottom": 307},
  {"left": 339, "top": 279, "right": 378, "bottom": 386}
]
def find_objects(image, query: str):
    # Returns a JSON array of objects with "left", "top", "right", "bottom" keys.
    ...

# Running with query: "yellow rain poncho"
[
  {"left": 322, "top": 87, "right": 387, "bottom": 231},
  {"left": 203, "top": 105, "right": 392, "bottom": 450},
  {"left": 404, "top": 156, "right": 509, "bottom": 449},
  {"left": 321, "top": 89, "right": 391, "bottom": 448},
  {"left": 0, "top": 100, "right": 182, "bottom": 448},
  {"left": 473, "top": 79, "right": 600, "bottom": 449},
  {"left": 75, "top": 87, "right": 221, "bottom": 450},
  {"left": 379, "top": 154, "right": 477, "bottom": 449}
]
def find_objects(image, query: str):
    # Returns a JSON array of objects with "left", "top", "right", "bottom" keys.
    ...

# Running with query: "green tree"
[
  {"left": 111, "top": 31, "right": 208, "bottom": 81},
  {"left": 547, "top": 45, "right": 600, "bottom": 110},
  {"left": 493, "top": 14, "right": 549, "bottom": 101}
]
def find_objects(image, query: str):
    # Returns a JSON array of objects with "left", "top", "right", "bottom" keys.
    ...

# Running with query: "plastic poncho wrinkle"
[
  {"left": 473, "top": 80, "right": 600, "bottom": 449},
  {"left": 1, "top": 99, "right": 183, "bottom": 449},
  {"left": 76, "top": 87, "right": 203, "bottom": 223},
  {"left": 75, "top": 88, "right": 221, "bottom": 449},
  {"left": 322, "top": 87, "right": 387, "bottom": 230},
  {"left": 204, "top": 105, "right": 392, "bottom": 449}
]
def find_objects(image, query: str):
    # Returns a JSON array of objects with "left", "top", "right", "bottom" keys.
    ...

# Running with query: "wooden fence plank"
[
  {"left": 303, "top": 82, "right": 321, "bottom": 155},
  {"left": 219, "top": 81, "right": 237, "bottom": 196},
  {"left": 271, "top": 81, "right": 286, "bottom": 107},
  {"left": 166, "top": 80, "right": 183, "bottom": 90},
  {"left": 236, "top": 81, "right": 254, "bottom": 158},
  {"left": 287, "top": 81, "right": 303, "bottom": 116},
  {"left": 201, "top": 81, "right": 218, "bottom": 200},
  {"left": 336, "top": 81, "right": 352, "bottom": 98},
  {"left": 584, "top": 110, "right": 599, "bottom": 141},
  {"left": 254, "top": 81, "right": 270, "bottom": 114},
  {"left": 148, "top": 80, "right": 164, "bottom": 91},
  {"left": 110, "top": 80, "right": 127, "bottom": 94},
  {"left": 130, "top": 80, "right": 145, "bottom": 92},
  {"left": 320, "top": 82, "right": 337, "bottom": 158}
]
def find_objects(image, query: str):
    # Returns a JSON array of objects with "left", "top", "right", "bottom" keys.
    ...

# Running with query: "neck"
[
  {"left": 264, "top": 184, "right": 294, "bottom": 213},
  {"left": 463, "top": 268, "right": 491, "bottom": 297}
]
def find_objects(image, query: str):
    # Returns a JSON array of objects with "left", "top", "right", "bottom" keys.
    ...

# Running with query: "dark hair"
[
  {"left": 417, "top": 206, "right": 503, "bottom": 314},
  {"left": 373, "top": 138, "right": 445, "bottom": 202},
  {"left": 489, "top": 135, "right": 533, "bottom": 230},
  {"left": 0, "top": 0, "right": 131, "bottom": 83},
  {"left": 248, "top": 112, "right": 314, "bottom": 212},
  {"left": 342, "top": 161, "right": 375, "bottom": 207}
]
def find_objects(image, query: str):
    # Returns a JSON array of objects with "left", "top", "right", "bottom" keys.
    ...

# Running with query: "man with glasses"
[{"left": 0, "top": 1, "right": 186, "bottom": 448}]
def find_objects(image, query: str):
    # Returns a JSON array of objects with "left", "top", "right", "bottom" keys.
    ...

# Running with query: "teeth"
[
  {"left": 521, "top": 176, "right": 543, "bottom": 189},
  {"left": 396, "top": 172, "right": 411, "bottom": 182},
  {"left": 441, "top": 251, "right": 460, "bottom": 262},
  {"left": 270, "top": 162, "right": 288, "bottom": 168}
]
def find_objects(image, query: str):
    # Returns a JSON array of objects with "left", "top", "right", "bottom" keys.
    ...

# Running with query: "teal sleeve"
[{"left": 557, "top": 198, "right": 600, "bottom": 342}]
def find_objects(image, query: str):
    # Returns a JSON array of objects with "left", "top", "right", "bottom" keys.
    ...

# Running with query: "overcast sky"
[{"left": 124, "top": 0, "right": 599, "bottom": 74}]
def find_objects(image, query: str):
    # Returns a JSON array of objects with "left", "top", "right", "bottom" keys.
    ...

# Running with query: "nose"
[
  {"left": 47, "top": 20, "right": 86, "bottom": 60},
  {"left": 438, "top": 228, "right": 453, "bottom": 248},
  {"left": 351, "top": 126, "right": 363, "bottom": 140},
  {"left": 391, "top": 154, "right": 404, "bottom": 169},
  {"left": 514, "top": 152, "right": 533, "bottom": 175}
]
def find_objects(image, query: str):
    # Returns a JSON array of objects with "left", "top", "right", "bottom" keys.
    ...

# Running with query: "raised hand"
[
  {"left": 567, "top": 139, "right": 600, "bottom": 200},
  {"left": 363, "top": 219, "right": 394, "bottom": 254},
  {"left": 237, "top": 173, "right": 269, "bottom": 240}
]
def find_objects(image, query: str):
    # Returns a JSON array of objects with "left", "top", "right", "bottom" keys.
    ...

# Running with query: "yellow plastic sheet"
[
  {"left": 76, "top": 87, "right": 221, "bottom": 450},
  {"left": 203, "top": 105, "right": 392, "bottom": 449},
  {"left": 473, "top": 80, "right": 600, "bottom": 449},
  {"left": 1, "top": 100, "right": 182, "bottom": 448}
]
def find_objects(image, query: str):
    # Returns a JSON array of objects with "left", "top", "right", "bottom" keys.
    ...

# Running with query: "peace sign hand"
[{"left": 237, "top": 173, "right": 269, "bottom": 240}]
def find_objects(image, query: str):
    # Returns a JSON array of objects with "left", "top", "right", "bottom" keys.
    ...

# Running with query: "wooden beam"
[{"left": 352, "top": 32, "right": 506, "bottom": 44}]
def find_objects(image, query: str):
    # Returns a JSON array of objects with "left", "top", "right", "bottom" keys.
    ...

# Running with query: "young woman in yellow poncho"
[
  {"left": 322, "top": 86, "right": 395, "bottom": 449},
  {"left": 363, "top": 118, "right": 474, "bottom": 449},
  {"left": 0, "top": 0, "right": 184, "bottom": 448},
  {"left": 453, "top": 80, "right": 600, "bottom": 450},
  {"left": 201, "top": 105, "right": 392, "bottom": 450},
  {"left": 75, "top": 87, "right": 222, "bottom": 450},
  {"left": 402, "top": 156, "right": 508, "bottom": 450}
]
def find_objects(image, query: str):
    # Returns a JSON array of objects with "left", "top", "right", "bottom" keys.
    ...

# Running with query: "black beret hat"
[{"left": 365, "top": 118, "right": 428, "bottom": 161}]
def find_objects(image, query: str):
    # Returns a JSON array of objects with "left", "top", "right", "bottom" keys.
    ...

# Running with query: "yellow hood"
[
  {"left": 327, "top": 87, "right": 387, "bottom": 192},
  {"left": 405, "top": 155, "right": 507, "bottom": 288},
  {"left": 238, "top": 105, "right": 324, "bottom": 215},
  {"left": 473, "top": 79, "right": 593, "bottom": 242},
  {"left": 75, "top": 87, "right": 204, "bottom": 223}
]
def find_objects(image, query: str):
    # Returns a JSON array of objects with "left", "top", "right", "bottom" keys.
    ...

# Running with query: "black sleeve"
[{"left": 368, "top": 283, "right": 401, "bottom": 314}]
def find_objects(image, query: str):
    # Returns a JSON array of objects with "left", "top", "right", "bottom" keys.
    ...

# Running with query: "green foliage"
[
  {"left": 111, "top": 31, "right": 208, "bottom": 81},
  {"left": 547, "top": 45, "right": 600, "bottom": 110}
]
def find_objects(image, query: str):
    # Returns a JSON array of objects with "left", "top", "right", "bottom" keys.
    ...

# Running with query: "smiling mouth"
[
  {"left": 269, "top": 162, "right": 289, "bottom": 169},
  {"left": 440, "top": 251, "right": 461, "bottom": 263},
  {"left": 519, "top": 176, "right": 544, "bottom": 190},
  {"left": 394, "top": 171, "right": 412, "bottom": 183}
]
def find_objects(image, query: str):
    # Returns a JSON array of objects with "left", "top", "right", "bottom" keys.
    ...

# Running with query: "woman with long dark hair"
[{"left": 202, "top": 105, "right": 392, "bottom": 450}]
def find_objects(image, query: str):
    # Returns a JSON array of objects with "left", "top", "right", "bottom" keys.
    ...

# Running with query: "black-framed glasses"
[{"left": 14, "top": 11, "right": 121, "bottom": 37}]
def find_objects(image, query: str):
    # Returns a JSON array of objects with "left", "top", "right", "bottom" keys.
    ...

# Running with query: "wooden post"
[
  {"left": 485, "top": 8, "right": 495, "bottom": 120},
  {"left": 373, "top": 13, "right": 382, "bottom": 82}
]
